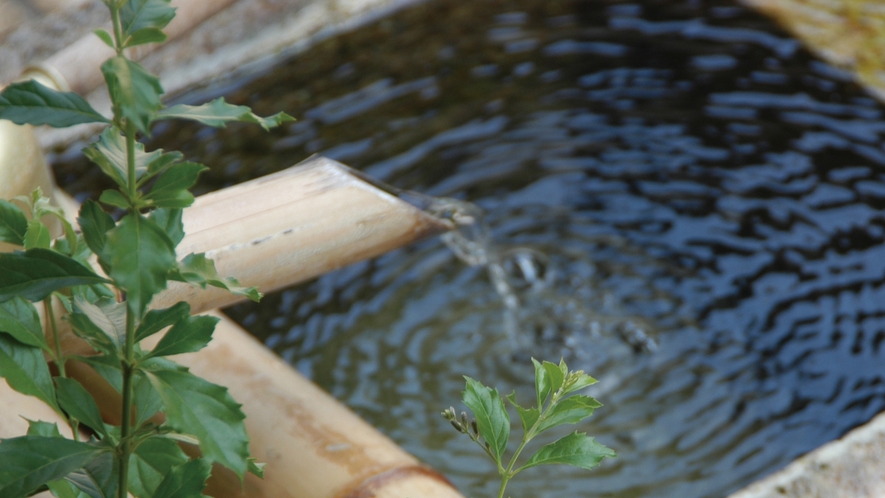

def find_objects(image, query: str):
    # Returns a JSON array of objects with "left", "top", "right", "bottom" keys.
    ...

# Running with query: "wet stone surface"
[{"left": 52, "top": 0, "right": 885, "bottom": 496}]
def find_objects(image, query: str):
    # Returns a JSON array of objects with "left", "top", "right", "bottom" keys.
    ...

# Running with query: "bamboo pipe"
[
  {"left": 30, "top": 0, "right": 240, "bottom": 95},
  {"left": 52, "top": 156, "right": 450, "bottom": 357}
]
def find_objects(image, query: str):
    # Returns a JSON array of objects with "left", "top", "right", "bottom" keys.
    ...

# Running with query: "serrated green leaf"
[
  {"left": 83, "top": 130, "right": 128, "bottom": 189},
  {"left": 0, "top": 297, "right": 46, "bottom": 350},
  {"left": 125, "top": 27, "right": 167, "bottom": 47},
  {"left": 63, "top": 451, "right": 117, "bottom": 498},
  {"left": 542, "top": 360, "right": 565, "bottom": 397},
  {"left": 77, "top": 200, "right": 115, "bottom": 275},
  {"left": 26, "top": 420, "right": 62, "bottom": 438},
  {"left": 134, "top": 302, "right": 189, "bottom": 343},
  {"left": 151, "top": 458, "right": 210, "bottom": 498},
  {"left": 146, "top": 314, "right": 218, "bottom": 358},
  {"left": 520, "top": 432, "right": 615, "bottom": 471},
  {"left": 76, "top": 356, "right": 122, "bottom": 393},
  {"left": 0, "top": 200, "right": 27, "bottom": 246},
  {"left": 247, "top": 458, "right": 265, "bottom": 478},
  {"left": 24, "top": 219, "right": 51, "bottom": 250},
  {"left": 144, "top": 162, "right": 207, "bottom": 208},
  {"left": 120, "top": 0, "right": 175, "bottom": 44},
  {"left": 128, "top": 437, "right": 188, "bottom": 498},
  {"left": 145, "top": 368, "right": 250, "bottom": 478},
  {"left": 32, "top": 201, "right": 78, "bottom": 257},
  {"left": 55, "top": 377, "right": 107, "bottom": 437},
  {"left": 133, "top": 371, "right": 162, "bottom": 427},
  {"left": 101, "top": 56, "right": 163, "bottom": 134},
  {"left": 69, "top": 296, "right": 126, "bottom": 356},
  {"left": 537, "top": 395, "right": 602, "bottom": 433},
  {"left": 0, "top": 435, "right": 106, "bottom": 497},
  {"left": 0, "top": 332, "right": 60, "bottom": 414},
  {"left": 104, "top": 213, "right": 176, "bottom": 315},
  {"left": 532, "top": 358, "right": 551, "bottom": 409},
  {"left": 169, "top": 253, "right": 262, "bottom": 302},
  {"left": 506, "top": 392, "right": 539, "bottom": 433},
  {"left": 157, "top": 97, "right": 295, "bottom": 130},
  {"left": 563, "top": 371, "right": 598, "bottom": 396},
  {"left": 0, "top": 80, "right": 109, "bottom": 127},
  {"left": 93, "top": 29, "right": 114, "bottom": 48},
  {"left": 148, "top": 208, "right": 184, "bottom": 246},
  {"left": 0, "top": 248, "right": 107, "bottom": 303},
  {"left": 48, "top": 478, "right": 88, "bottom": 498},
  {"left": 98, "top": 189, "right": 130, "bottom": 210},
  {"left": 462, "top": 376, "right": 509, "bottom": 465}
]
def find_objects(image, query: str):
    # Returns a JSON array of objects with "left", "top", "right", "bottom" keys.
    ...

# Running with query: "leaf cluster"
[
  {"left": 0, "top": 0, "right": 292, "bottom": 497},
  {"left": 443, "top": 359, "right": 616, "bottom": 498}
]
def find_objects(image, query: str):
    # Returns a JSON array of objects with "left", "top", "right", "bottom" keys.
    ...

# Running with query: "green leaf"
[
  {"left": 93, "top": 29, "right": 114, "bottom": 48},
  {"left": 157, "top": 97, "right": 295, "bottom": 131},
  {"left": 0, "top": 435, "right": 107, "bottom": 497},
  {"left": 134, "top": 302, "right": 189, "bottom": 342},
  {"left": 125, "top": 27, "right": 167, "bottom": 47},
  {"left": 104, "top": 213, "right": 176, "bottom": 315},
  {"left": 143, "top": 162, "right": 207, "bottom": 208},
  {"left": 151, "top": 458, "right": 210, "bottom": 498},
  {"left": 133, "top": 371, "right": 163, "bottom": 427},
  {"left": 462, "top": 376, "right": 509, "bottom": 465},
  {"left": 0, "top": 200, "right": 27, "bottom": 246},
  {"left": 247, "top": 458, "right": 265, "bottom": 478},
  {"left": 76, "top": 356, "right": 122, "bottom": 393},
  {"left": 48, "top": 479, "right": 88, "bottom": 498},
  {"left": 0, "top": 80, "right": 109, "bottom": 127},
  {"left": 128, "top": 437, "right": 188, "bottom": 498},
  {"left": 505, "top": 392, "right": 539, "bottom": 433},
  {"left": 0, "top": 297, "right": 46, "bottom": 350},
  {"left": 120, "top": 0, "right": 175, "bottom": 46},
  {"left": 146, "top": 314, "right": 218, "bottom": 358},
  {"left": 63, "top": 452, "right": 117, "bottom": 498},
  {"left": 0, "top": 333, "right": 60, "bottom": 414},
  {"left": 69, "top": 297, "right": 126, "bottom": 356},
  {"left": 542, "top": 360, "right": 565, "bottom": 397},
  {"left": 101, "top": 56, "right": 163, "bottom": 134},
  {"left": 55, "top": 377, "right": 107, "bottom": 437},
  {"left": 77, "top": 201, "right": 115, "bottom": 275},
  {"left": 0, "top": 248, "right": 107, "bottom": 303},
  {"left": 562, "top": 370, "right": 598, "bottom": 396},
  {"left": 83, "top": 129, "right": 129, "bottom": 189},
  {"left": 170, "top": 253, "right": 262, "bottom": 302},
  {"left": 520, "top": 432, "right": 616, "bottom": 471},
  {"left": 24, "top": 219, "right": 51, "bottom": 250},
  {"left": 532, "top": 358, "right": 551, "bottom": 409},
  {"left": 537, "top": 395, "right": 602, "bottom": 433},
  {"left": 98, "top": 190, "right": 130, "bottom": 210},
  {"left": 26, "top": 420, "right": 62, "bottom": 438},
  {"left": 84, "top": 128, "right": 170, "bottom": 190},
  {"left": 148, "top": 208, "right": 184, "bottom": 246},
  {"left": 145, "top": 367, "right": 250, "bottom": 478}
]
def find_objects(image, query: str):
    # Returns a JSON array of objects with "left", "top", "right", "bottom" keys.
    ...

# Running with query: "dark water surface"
[{"left": 52, "top": 0, "right": 885, "bottom": 496}]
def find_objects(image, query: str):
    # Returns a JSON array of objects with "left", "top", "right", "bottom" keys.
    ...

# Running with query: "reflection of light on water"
[{"left": 429, "top": 196, "right": 658, "bottom": 353}]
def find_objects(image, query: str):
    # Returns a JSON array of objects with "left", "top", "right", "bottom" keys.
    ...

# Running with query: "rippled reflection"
[{"left": 51, "top": 0, "right": 885, "bottom": 496}]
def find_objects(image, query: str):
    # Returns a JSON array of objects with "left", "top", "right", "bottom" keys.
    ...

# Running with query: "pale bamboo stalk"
[{"left": 34, "top": 0, "right": 239, "bottom": 95}]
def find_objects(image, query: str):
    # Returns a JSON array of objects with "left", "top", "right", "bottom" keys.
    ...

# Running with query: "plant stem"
[
  {"left": 117, "top": 120, "right": 139, "bottom": 498},
  {"left": 44, "top": 296, "right": 64, "bottom": 378},
  {"left": 110, "top": 2, "right": 124, "bottom": 55},
  {"left": 118, "top": 305, "right": 136, "bottom": 498}
]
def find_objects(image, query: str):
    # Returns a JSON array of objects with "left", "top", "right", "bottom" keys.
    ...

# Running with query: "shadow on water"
[{"left": 51, "top": 0, "right": 885, "bottom": 496}]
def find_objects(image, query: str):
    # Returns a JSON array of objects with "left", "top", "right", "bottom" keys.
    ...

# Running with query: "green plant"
[
  {"left": 0, "top": 1, "right": 293, "bottom": 497},
  {"left": 442, "top": 358, "right": 616, "bottom": 498}
]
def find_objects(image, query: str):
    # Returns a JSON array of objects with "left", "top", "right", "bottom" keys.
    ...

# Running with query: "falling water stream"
[{"left": 50, "top": 0, "right": 885, "bottom": 496}]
